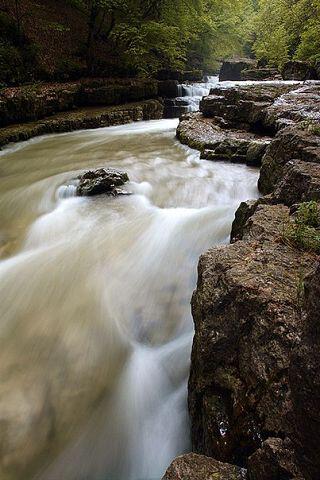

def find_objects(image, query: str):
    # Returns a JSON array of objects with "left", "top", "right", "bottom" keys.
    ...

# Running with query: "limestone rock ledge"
[
  {"left": 0, "top": 100, "right": 163, "bottom": 149},
  {"left": 189, "top": 203, "right": 317, "bottom": 479}
]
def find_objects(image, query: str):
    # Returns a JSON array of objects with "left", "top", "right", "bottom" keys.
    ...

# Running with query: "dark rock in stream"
[
  {"left": 76, "top": 168, "right": 130, "bottom": 197},
  {"left": 219, "top": 59, "right": 257, "bottom": 82},
  {"left": 162, "top": 453, "right": 247, "bottom": 480},
  {"left": 281, "top": 61, "right": 318, "bottom": 81}
]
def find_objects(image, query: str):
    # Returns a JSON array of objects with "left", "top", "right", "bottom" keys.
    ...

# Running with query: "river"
[{"left": 0, "top": 118, "right": 259, "bottom": 480}]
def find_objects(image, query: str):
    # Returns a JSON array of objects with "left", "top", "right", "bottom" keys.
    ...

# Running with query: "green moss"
[
  {"left": 300, "top": 120, "right": 320, "bottom": 136},
  {"left": 283, "top": 201, "right": 320, "bottom": 253}
]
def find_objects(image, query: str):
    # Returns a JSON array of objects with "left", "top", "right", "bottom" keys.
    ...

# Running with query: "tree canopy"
[
  {"left": 250, "top": 0, "right": 320, "bottom": 67},
  {"left": 67, "top": 0, "right": 254, "bottom": 74},
  {"left": 0, "top": 0, "right": 319, "bottom": 84}
]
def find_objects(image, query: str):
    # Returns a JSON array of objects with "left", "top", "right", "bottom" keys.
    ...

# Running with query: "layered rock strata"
[
  {"left": 0, "top": 78, "right": 159, "bottom": 127},
  {"left": 0, "top": 100, "right": 163, "bottom": 149}
]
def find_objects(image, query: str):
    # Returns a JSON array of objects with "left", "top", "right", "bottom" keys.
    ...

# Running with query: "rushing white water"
[
  {"left": 0, "top": 119, "right": 259, "bottom": 480},
  {"left": 175, "top": 75, "right": 220, "bottom": 112},
  {"left": 174, "top": 75, "right": 301, "bottom": 114}
]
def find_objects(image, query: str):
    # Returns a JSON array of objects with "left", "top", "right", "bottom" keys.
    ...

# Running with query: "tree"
[
  {"left": 249, "top": 0, "right": 320, "bottom": 67},
  {"left": 70, "top": 0, "right": 128, "bottom": 73}
]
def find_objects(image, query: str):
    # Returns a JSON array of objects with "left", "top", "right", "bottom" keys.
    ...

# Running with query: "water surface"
[{"left": 0, "top": 119, "right": 259, "bottom": 480}]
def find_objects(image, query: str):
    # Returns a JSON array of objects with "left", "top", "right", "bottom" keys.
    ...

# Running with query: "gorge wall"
[{"left": 165, "top": 81, "right": 320, "bottom": 480}]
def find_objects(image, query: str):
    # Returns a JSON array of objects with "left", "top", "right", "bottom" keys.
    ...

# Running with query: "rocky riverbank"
[
  {"left": 0, "top": 78, "right": 160, "bottom": 127},
  {"left": 0, "top": 100, "right": 163, "bottom": 149},
  {"left": 165, "top": 81, "right": 320, "bottom": 479},
  {"left": 0, "top": 77, "right": 166, "bottom": 149}
]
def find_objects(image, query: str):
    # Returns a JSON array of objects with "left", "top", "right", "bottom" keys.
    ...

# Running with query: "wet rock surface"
[
  {"left": 200, "top": 83, "right": 296, "bottom": 129},
  {"left": 0, "top": 78, "right": 159, "bottom": 127},
  {"left": 162, "top": 453, "right": 247, "bottom": 480},
  {"left": 76, "top": 168, "right": 130, "bottom": 197},
  {"left": 247, "top": 437, "right": 303, "bottom": 480}
]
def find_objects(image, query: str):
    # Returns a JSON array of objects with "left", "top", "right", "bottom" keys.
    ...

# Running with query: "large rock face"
[
  {"left": 282, "top": 61, "right": 317, "bottom": 81},
  {"left": 200, "top": 83, "right": 295, "bottom": 130},
  {"left": 189, "top": 204, "right": 315, "bottom": 468},
  {"left": 219, "top": 59, "right": 257, "bottom": 81},
  {"left": 289, "top": 265, "right": 320, "bottom": 480},
  {"left": 189, "top": 205, "right": 314, "bottom": 480},
  {"left": 0, "top": 78, "right": 159, "bottom": 127},
  {"left": 162, "top": 453, "right": 247, "bottom": 480}
]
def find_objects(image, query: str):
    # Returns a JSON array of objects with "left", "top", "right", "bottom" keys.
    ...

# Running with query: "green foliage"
[
  {"left": 68, "top": 0, "right": 255, "bottom": 75},
  {"left": 45, "top": 22, "right": 71, "bottom": 33},
  {"left": 300, "top": 120, "right": 320, "bottom": 136},
  {"left": 283, "top": 201, "right": 320, "bottom": 254},
  {"left": 250, "top": 0, "right": 320, "bottom": 67}
]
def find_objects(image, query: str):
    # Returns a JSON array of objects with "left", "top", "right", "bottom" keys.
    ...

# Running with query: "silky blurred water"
[{"left": 0, "top": 119, "right": 259, "bottom": 480}]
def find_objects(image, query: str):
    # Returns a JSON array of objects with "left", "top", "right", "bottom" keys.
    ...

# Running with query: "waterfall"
[{"left": 165, "top": 76, "right": 219, "bottom": 117}]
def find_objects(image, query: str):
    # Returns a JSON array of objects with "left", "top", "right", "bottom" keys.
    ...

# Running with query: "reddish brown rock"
[
  {"left": 290, "top": 264, "right": 320, "bottom": 480},
  {"left": 247, "top": 438, "right": 302, "bottom": 480},
  {"left": 189, "top": 204, "right": 315, "bottom": 466},
  {"left": 162, "top": 453, "right": 247, "bottom": 480}
]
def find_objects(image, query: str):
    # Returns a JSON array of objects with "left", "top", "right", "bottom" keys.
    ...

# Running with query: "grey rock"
[
  {"left": 219, "top": 59, "right": 257, "bottom": 81},
  {"left": 76, "top": 168, "right": 130, "bottom": 197}
]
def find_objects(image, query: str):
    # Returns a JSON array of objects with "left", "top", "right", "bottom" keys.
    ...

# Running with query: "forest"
[{"left": 0, "top": 0, "right": 319, "bottom": 85}]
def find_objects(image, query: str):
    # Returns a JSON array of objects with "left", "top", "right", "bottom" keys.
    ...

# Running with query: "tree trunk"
[{"left": 86, "top": 0, "right": 99, "bottom": 75}]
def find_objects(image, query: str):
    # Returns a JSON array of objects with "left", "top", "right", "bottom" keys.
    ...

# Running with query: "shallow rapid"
[{"left": 0, "top": 119, "right": 259, "bottom": 480}]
